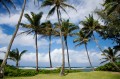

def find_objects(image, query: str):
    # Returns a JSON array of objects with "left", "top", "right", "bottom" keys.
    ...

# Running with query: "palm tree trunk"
[
  {"left": 1, "top": 0, "right": 26, "bottom": 68},
  {"left": 49, "top": 35, "right": 52, "bottom": 68},
  {"left": 35, "top": 32, "right": 39, "bottom": 72},
  {"left": 64, "top": 37, "right": 71, "bottom": 70},
  {"left": 84, "top": 43, "right": 94, "bottom": 71},
  {"left": 57, "top": 8, "right": 65, "bottom": 76},
  {"left": 92, "top": 34, "right": 120, "bottom": 71},
  {"left": 16, "top": 61, "right": 19, "bottom": 68}
]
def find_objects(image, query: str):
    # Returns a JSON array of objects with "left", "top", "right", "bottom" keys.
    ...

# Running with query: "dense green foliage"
[
  {"left": 8, "top": 48, "right": 27, "bottom": 68},
  {"left": 101, "top": 47, "right": 120, "bottom": 64},
  {"left": 39, "top": 68, "right": 80, "bottom": 74},
  {"left": 4, "top": 65, "right": 38, "bottom": 77},
  {"left": 96, "top": 63, "right": 120, "bottom": 72},
  {"left": 4, "top": 65, "right": 81, "bottom": 77}
]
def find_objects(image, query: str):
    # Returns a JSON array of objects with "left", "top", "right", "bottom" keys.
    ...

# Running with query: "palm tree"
[
  {"left": 101, "top": 47, "right": 120, "bottom": 64},
  {"left": 0, "top": 0, "right": 16, "bottom": 15},
  {"left": 103, "top": 0, "right": 120, "bottom": 15},
  {"left": 1, "top": 0, "right": 26, "bottom": 69},
  {"left": 8, "top": 48, "right": 27, "bottom": 68},
  {"left": 73, "top": 30, "right": 94, "bottom": 71},
  {"left": 20, "top": 12, "right": 43, "bottom": 72},
  {"left": 55, "top": 19, "right": 78, "bottom": 70},
  {"left": 41, "top": 0, "right": 76, "bottom": 76},
  {"left": 41, "top": 21, "right": 54, "bottom": 68},
  {"left": 96, "top": 9, "right": 120, "bottom": 51},
  {"left": 80, "top": 14, "right": 103, "bottom": 53},
  {"left": 81, "top": 14, "right": 120, "bottom": 70}
]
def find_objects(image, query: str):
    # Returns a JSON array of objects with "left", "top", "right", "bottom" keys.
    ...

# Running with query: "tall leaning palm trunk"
[
  {"left": 92, "top": 34, "right": 120, "bottom": 71},
  {"left": 64, "top": 36, "right": 71, "bottom": 70},
  {"left": 1, "top": 0, "right": 26, "bottom": 68},
  {"left": 35, "top": 32, "right": 39, "bottom": 72},
  {"left": 57, "top": 8, "right": 65, "bottom": 76},
  {"left": 49, "top": 35, "right": 52, "bottom": 68},
  {"left": 84, "top": 43, "right": 94, "bottom": 71}
]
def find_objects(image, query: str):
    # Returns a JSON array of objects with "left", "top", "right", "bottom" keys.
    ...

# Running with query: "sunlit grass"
[{"left": 6, "top": 71, "right": 120, "bottom": 79}]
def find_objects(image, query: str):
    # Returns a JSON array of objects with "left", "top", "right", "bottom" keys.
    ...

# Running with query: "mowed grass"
[{"left": 6, "top": 71, "right": 120, "bottom": 79}]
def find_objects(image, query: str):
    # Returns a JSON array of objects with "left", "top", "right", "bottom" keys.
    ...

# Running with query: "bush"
[
  {"left": 95, "top": 62, "right": 120, "bottom": 72},
  {"left": 5, "top": 65, "right": 81, "bottom": 77},
  {"left": 38, "top": 68, "right": 81, "bottom": 74},
  {"left": 4, "top": 65, "right": 38, "bottom": 77}
]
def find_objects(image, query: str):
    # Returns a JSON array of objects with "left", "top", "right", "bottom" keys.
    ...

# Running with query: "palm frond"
[
  {"left": 75, "top": 42, "right": 84, "bottom": 47},
  {"left": 17, "top": 30, "right": 32, "bottom": 36},
  {"left": 101, "top": 57, "right": 108, "bottom": 60},
  {"left": 35, "top": 12, "right": 43, "bottom": 25},
  {"left": 100, "top": 60, "right": 108, "bottom": 64},
  {"left": 69, "top": 25, "right": 79, "bottom": 34},
  {"left": 60, "top": 6, "right": 70, "bottom": 18},
  {"left": 107, "top": 4, "right": 118, "bottom": 15},
  {"left": 7, "top": 57, "right": 16, "bottom": 61},
  {"left": 19, "top": 50, "right": 27, "bottom": 59},
  {"left": 7, "top": 0, "right": 16, "bottom": 9},
  {"left": 24, "top": 14, "right": 33, "bottom": 24},
  {"left": 31, "top": 12, "right": 35, "bottom": 18},
  {"left": 1, "top": 1, "right": 10, "bottom": 15},
  {"left": 73, "top": 38, "right": 80, "bottom": 43},
  {"left": 16, "top": 48, "right": 19, "bottom": 54},
  {"left": 41, "top": 0, "right": 53, "bottom": 8},
  {"left": 26, "top": 30, "right": 34, "bottom": 35},
  {"left": 47, "top": 6, "right": 56, "bottom": 18},
  {"left": 61, "top": 2, "right": 77, "bottom": 12},
  {"left": 20, "top": 23, "right": 34, "bottom": 29}
]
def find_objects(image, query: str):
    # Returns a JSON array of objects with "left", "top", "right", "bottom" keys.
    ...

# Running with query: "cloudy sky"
[{"left": 0, "top": 0, "right": 115, "bottom": 67}]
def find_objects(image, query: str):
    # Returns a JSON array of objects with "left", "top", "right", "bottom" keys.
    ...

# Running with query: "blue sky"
[{"left": 0, "top": 0, "right": 115, "bottom": 67}]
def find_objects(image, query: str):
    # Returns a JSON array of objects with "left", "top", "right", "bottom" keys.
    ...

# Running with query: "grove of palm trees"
[{"left": 0, "top": 0, "right": 120, "bottom": 79}]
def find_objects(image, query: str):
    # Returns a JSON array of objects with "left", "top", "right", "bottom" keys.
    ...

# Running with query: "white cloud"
[
  {"left": 20, "top": 48, "right": 102, "bottom": 67},
  {"left": 0, "top": 28, "right": 49, "bottom": 48},
  {"left": 0, "top": 12, "right": 27, "bottom": 26},
  {"left": 0, "top": 47, "right": 7, "bottom": 52},
  {"left": 79, "top": 24, "right": 84, "bottom": 29},
  {"left": 0, "top": 53, "right": 5, "bottom": 59},
  {"left": 0, "top": 47, "right": 7, "bottom": 59},
  {"left": 44, "top": 0, "right": 104, "bottom": 23},
  {"left": 0, "top": 28, "right": 12, "bottom": 45},
  {"left": 0, "top": 0, "right": 104, "bottom": 26},
  {"left": 52, "top": 39, "right": 61, "bottom": 44}
]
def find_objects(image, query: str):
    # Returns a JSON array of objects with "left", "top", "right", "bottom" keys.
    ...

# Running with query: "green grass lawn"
[{"left": 6, "top": 71, "right": 120, "bottom": 79}]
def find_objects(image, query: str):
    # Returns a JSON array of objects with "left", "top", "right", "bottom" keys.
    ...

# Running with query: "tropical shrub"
[
  {"left": 38, "top": 68, "right": 81, "bottom": 74},
  {"left": 96, "top": 63, "right": 120, "bottom": 72},
  {"left": 5, "top": 65, "right": 81, "bottom": 77},
  {"left": 4, "top": 65, "right": 38, "bottom": 77}
]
